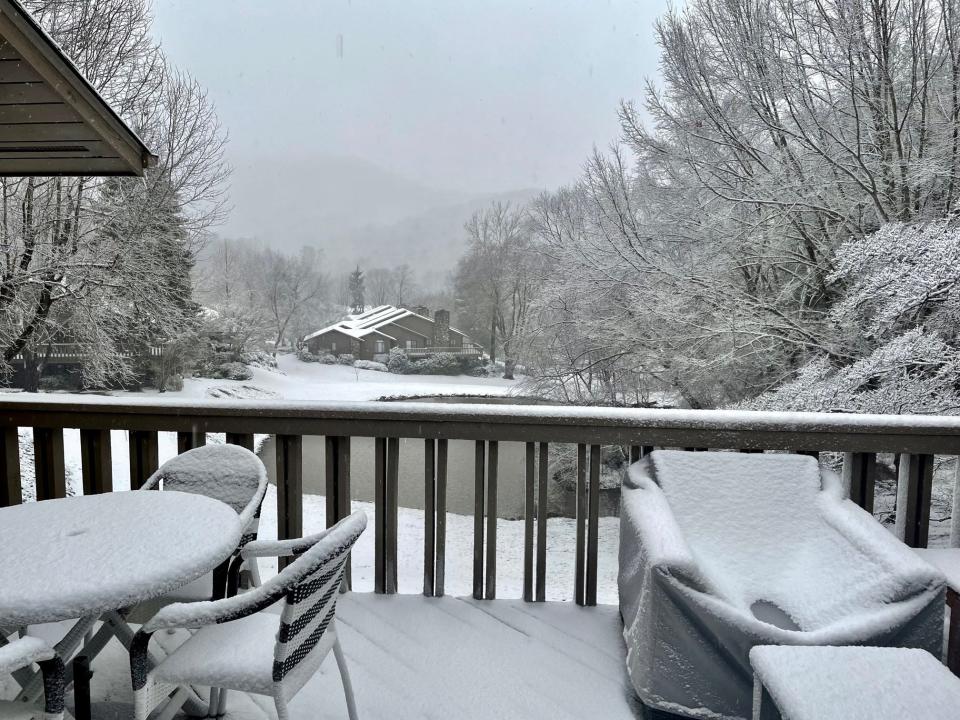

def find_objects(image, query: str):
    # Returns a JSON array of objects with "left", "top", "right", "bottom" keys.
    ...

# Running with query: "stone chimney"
[{"left": 433, "top": 309, "right": 451, "bottom": 347}]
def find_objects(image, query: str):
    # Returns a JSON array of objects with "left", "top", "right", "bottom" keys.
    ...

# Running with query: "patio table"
[{"left": 0, "top": 490, "right": 242, "bottom": 710}]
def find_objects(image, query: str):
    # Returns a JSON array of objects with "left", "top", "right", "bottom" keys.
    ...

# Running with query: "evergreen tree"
[{"left": 349, "top": 265, "right": 365, "bottom": 314}]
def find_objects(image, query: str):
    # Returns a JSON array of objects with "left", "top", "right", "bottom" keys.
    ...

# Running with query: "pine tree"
[{"left": 349, "top": 265, "right": 365, "bottom": 314}]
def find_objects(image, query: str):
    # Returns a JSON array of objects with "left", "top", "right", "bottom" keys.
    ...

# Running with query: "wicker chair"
[
  {"left": 139, "top": 443, "right": 268, "bottom": 601},
  {"left": 0, "top": 636, "right": 64, "bottom": 720},
  {"left": 131, "top": 511, "right": 367, "bottom": 720}
]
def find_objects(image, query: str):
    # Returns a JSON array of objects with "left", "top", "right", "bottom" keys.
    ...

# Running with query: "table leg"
[
  {"left": 948, "top": 589, "right": 960, "bottom": 676},
  {"left": 14, "top": 615, "right": 97, "bottom": 705}
]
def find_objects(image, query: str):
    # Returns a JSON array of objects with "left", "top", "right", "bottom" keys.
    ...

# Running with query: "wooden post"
[
  {"left": 128, "top": 430, "right": 158, "bottom": 489},
  {"left": 485, "top": 441, "right": 498, "bottom": 600},
  {"left": 337, "top": 436, "right": 351, "bottom": 588},
  {"left": 575, "top": 443, "right": 587, "bottom": 606},
  {"left": 536, "top": 442, "right": 548, "bottom": 602},
  {"left": 176, "top": 430, "right": 205, "bottom": 453},
  {"left": 225, "top": 433, "right": 255, "bottom": 451},
  {"left": 0, "top": 426, "right": 21, "bottom": 507},
  {"left": 375, "top": 437, "right": 386, "bottom": 594},
  {"left": 896, "top": 453, "right": 934, "bottom": 548},
  {"left": 473, "top": 440, "right": 485, "bottom": 600},
  {"left": 947, "top": 589, "right": 960, "bottom": 676},
  {"left": 436, "top": 439, "right": 448, "bottom": 597},
  {"left": 843, "top": 452, "right": 876, "bottom": 512},
  {"left": 523, "top": 442, "right": 535, "bottom": 602},
  {"left": 424, "top": 438, "right": 436, "bottom": 597},
  {"left": 586, "top": 444, "right": 601, "bottom": 606},
  {"left": 386, "top": 437, "right": 399, "bottom": 594},
  {"left": 80, "top": 429, "right": 112, "bottom": 495},
  {"left": 33, "top": 427, "right": 65, "bottom": 500},
  {"left": 275, "top": 434, "right": 302, "bottom": 569}
]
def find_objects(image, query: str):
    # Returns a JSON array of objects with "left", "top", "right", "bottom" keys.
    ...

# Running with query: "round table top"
[{"left": 0, "top": 491, "right": 242, "bottom": 626}]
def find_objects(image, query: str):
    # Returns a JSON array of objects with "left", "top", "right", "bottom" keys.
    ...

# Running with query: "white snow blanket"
[{"left": 618, "top": 450, "right": 946, "bottom": 720}]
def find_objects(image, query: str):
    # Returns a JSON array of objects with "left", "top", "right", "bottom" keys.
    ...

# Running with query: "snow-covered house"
[{"left": 303, "top": 305, "right": 478, "bottom": 360}]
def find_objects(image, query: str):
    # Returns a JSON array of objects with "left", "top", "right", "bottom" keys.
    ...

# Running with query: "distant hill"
[
  {"left": 220, "top": 153, "right": 543, "bottom": 277},
  {"left": 325, "top": 187, "right": 543, "bottom": 275}
]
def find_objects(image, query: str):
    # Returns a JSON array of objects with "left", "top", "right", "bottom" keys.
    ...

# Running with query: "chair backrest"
[
  {"left": 141, "top": 444, "right": 267, "bottom": 530},
  {"left": 272, "top": 511, "right": 367, "bottom": 684}
]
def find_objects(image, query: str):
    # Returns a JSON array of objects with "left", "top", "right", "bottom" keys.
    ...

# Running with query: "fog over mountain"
[{"left": 223, "top": 153, "right": 541, "bottom": 276}]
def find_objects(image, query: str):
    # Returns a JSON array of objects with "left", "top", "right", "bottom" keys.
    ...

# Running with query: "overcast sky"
[{"left": 151, "top": 0, "right": 669, "bottom": 245}]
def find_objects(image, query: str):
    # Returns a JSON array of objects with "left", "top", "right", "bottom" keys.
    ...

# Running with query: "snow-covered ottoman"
[
  {"left": 749, "top": 645, "right": 960, "bottom": 720},
  {"left": 618, "top": 450, "right": 946, "bottom": 720}
]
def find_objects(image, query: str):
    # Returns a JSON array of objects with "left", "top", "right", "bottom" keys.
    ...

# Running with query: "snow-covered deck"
[{"left": 35, "top": 594, "right": 638, "bottom": 720}]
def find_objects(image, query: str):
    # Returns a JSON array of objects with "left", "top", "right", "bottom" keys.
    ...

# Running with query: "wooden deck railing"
[{"left": 2, "top": 398, "right": 960, "bottom": 604}]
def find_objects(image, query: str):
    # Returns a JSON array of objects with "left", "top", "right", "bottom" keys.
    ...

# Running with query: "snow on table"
[
  {"left": 750, "top": 645, "right": 960, "bottom": 720},
  {"left": 0, "top": 491, "right": 241, "bottom": 626}
]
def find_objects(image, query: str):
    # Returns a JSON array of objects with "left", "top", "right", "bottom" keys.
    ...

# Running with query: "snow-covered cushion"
[
  {"left": 152, "top": 607, "right": 336, "bottom": 696},
  {"left": 619, "top": 450, "right": 947, "bottom": 720}
]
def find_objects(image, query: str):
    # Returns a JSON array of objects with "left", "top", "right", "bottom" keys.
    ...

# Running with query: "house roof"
[
  {"left": 305, "top": 305, "right": 436, "bottom": 343},
  {"left": 0, "top": 0, "right": 157, "bottom": 176}
]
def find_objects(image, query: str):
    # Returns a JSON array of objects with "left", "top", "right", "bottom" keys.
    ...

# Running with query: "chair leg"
[
  {"left": 333, "top": 636, "right": 358, "bottom": 720},
  {"left": 208, "top": 688, "right": 219, "bottom": 717},
  {"left": 248, "top": 557, "right": 262, "bottom": 588},
  {"left": 216, "top": 689, "right": 228, "bottom": 717},
  {"left": 274, "top": 697, "right": 289, "bottom": 720}
]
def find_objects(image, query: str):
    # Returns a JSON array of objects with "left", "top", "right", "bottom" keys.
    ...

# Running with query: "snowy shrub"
[
  {"left": 297, "top": 348, "right": 321, "bottom": 362},
  {"left": 386, "top": 347, "right": 411, "bottom": 374},
  {"left": 337, "top": 353, "right": 355, "bottom": 365},
  {"left": 411, "top": 352, "right": 461, "bottom": 375},
  {"left": 354, "top": 359, "right": 388, "bottom": 372},
  {"left": 214, "top": 361, "right": 253, "bottom": 381},
  {"left": 165, "top": 373, "right": 184, "bottom": 392},
  {"left": 244, "top": 350, "right": 278, "bottom": 369}
]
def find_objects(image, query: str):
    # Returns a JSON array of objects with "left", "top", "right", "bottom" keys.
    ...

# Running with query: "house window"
[
  {"left": 406, "top": 339, "right": 415, "bottom": 349},
  {"left": 374, "top": 339, "right": 386, "bottom": 354},
  {"left": 331, "top": 341, "right": 337, "bottom": 351}
]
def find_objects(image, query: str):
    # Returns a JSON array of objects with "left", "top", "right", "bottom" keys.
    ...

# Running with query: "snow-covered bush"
[
  {"left": 354, "top": 359, "right": 388, "bottom": 372},
  {"left": 244, "top": 350, "right": 278, "bottom": 369},
  {"left": 412, "top": 352, "right": 461, "bottom": 375},
  {"left": 213, "top": 361, "right": 253, "bottom": 381},
  {"left": 337, "top": 353, "right": 355, "bottom": 365},
  {"left": 297, "top": 348, "right": 336, "bottom": 364},
  {"left": 386, "top": 347, "right": 411, "bottom": 374}
]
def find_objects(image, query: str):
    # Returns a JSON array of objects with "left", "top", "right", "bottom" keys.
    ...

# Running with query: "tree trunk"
[
  {"left": 502, "top": 357, "right": 516, "bottom": 380},
  {"left": 488, "top": 312, "right": 497, "bottom": 364}
]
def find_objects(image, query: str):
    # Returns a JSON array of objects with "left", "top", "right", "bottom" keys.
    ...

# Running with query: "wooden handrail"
[{"left": 0, "top": 396, "right": 956, "bottom": 605}]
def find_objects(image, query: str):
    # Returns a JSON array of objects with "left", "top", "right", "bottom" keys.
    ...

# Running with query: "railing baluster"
[
  {"left": 473, "top": 440, "right": 485, "bottom": 600},
  {"left": 523, "top": 442, "right": 535, "bottom": 602},
  {"left": 225, "top": 433, "right": 255, "bottom": 451},
  {"left": 586, "top": 444, "right": 601, "bottom": 606},
  {"left": 176, "top": 430, "right": 205, "bottom": 453},
  {"left": 896, "top": 453, "right": 934, "bottom": 548},
  {"left": 436, "top": 439, "right": 447, "bottom": 597},
  {"left": 843, "top": 452, "right": 876, "bottom": 513},
  {"left": 1, "top": 426, "right": 21, "bottom": 507},
  {"left": 80, "top": 429, "right": 112, "bottom": 495},
  {"left": 375, "top": 437, "right": 386, "bottom": 594},
  {"left": 337, "top": 436, "right": 351, "bottom": 588},
  {"left": 128, "top": 430, "right": 158, "bottom": 489},
  {"left": 424, "top": 438, "right": 436, "bottom": 597},
  {"left": 386, "top": 437, "right": 399, "bottom": 594},
  {"left": 275, "top": 434, "right": 303, "bottom": 569},
  {"left": 325, "top": 435, "right": 352, "bottom": 587},
  {"left": 485, "top": 441, "right": 498, "bottom": 600},
  {"left": 33, "top": 427, "right": 65, "bottom": 501},
  {"left": 629, "top": 445, "right": 640, "bottom": 463},
  {"left": 536, "top": 441, "right": 548, "bottom": 602},
  {"left": 951, "top": 461, "right": 960, "bottom": 549},
  {"left": 575, "top": 443, "right": 587, "bottom": 606}
]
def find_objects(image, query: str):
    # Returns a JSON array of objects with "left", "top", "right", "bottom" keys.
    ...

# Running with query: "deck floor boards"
[{"left": 8, "top": 595, "right": 644, "bottom": 720}]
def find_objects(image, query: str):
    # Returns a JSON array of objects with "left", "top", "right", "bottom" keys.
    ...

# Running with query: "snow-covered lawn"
[{"left": 119, "top": 353, "right": 521, "bottom": 402}]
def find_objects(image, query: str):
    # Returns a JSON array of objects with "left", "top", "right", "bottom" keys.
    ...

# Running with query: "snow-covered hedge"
[
  {"left": 337, "top": 353, "right": 356, "bottom": 365},
  {"left": 297, "top": 348, "right": 336, "bottom": 364},
  {"left": 353, "top": 359, "right": 388, "bottom": 372},
  {"left": 244, "top": 350, "right": 278, "bottom": 369},
  {"left": 386, "top": 348, "right": 411, "bottom": 374}
]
